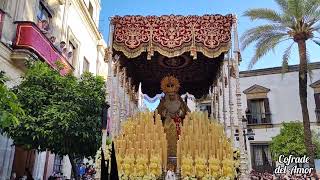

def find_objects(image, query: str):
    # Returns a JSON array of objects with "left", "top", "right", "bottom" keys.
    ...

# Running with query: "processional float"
[{"left": 96, "top": 14, "right": 247, "bottom": 180}]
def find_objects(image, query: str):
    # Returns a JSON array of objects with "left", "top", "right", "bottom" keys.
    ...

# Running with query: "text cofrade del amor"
[{"left": 274, "top": 155, "right": 313, "bottom": 175}]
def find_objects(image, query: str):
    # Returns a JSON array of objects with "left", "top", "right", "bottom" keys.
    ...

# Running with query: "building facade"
[
  {"left": 240, "top": 62, "right": 320, "bottom": 172},
  {"left": 0, "top": 0, "right": 107, "bottom": 179},
  {"left": 196, "top": 61, "right": 320, "bottom": 173}
]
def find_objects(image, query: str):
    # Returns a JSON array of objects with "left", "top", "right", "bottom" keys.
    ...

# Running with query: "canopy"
[{"left": 110, "top": 14, "right": 234, "bottom": 99}]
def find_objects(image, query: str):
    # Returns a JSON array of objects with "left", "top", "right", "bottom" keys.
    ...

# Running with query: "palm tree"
[{"left": 241, "top": 0, "right": 320, "bottom": 172}]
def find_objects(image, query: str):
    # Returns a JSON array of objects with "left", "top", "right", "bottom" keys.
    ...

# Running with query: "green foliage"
[
  {"left": 241, "top": 0, "right": 320, "bottom": 69},
  {"left": 0, "top": 71, "right": 24, "bottom": 129},
  {"left": 270, "top": 122, "right": 320, "bottom": 160},
  {"left": 4, "top": 61, "right": 106, "bottom": 160}
]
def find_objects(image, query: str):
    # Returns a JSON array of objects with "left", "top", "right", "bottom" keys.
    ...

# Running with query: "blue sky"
[{"left": 99, "top": 0, "right": 320, "bottom": 109}]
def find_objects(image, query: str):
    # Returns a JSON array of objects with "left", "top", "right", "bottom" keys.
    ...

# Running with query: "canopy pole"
[
  {"left": 228, "top": 49, "right": 235, "bottom": 146},
  {"left": 222, "top": 58, "right": 227, "bottom": 132},
  {"left": 233, "top": 15, "right": 249, "bottom": 180}
]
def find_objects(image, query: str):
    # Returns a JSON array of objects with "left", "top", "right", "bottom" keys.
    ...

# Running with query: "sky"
[{"left": 98, "top": 0, "right": 320, "bottom": 109}]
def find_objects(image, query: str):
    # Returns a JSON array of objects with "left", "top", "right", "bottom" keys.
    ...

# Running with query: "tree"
[
  {"left": 4, "top": 61, "right": 106, "bottom": 179},
  {"left": 271, "top": 122, "right": 311, "bottom": 158},
  {"left": 270, "top": 122, "right": 320, "bottom": 164},
  {"left": 241, "top": 0, "right": 320, "bottom": 171},
  {"left": 0, "top": 71, "right": 24, "bottom": 129}
]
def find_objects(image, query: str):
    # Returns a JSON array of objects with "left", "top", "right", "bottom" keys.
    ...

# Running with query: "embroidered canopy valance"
[{"left": 111, "top": 14, "right": 234, "bottom": 59}]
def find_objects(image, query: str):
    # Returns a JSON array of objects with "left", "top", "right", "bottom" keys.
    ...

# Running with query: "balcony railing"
[
  {"left": 316, "top": 109, "right": 320, "bottom": 122},
  {"left": 246, "top": 112, "right": 271, "bottom": 125},
  {"left": 13, "top": 21, "right": 73, "bottom": 75}
]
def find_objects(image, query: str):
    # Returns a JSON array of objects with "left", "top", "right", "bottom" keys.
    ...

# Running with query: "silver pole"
[
  {"left": 228, "top": 50, "right": 235, "bottom": 145},
  {"left": 222, "top": 63, "right": 227, "bottom": 131},
  {"left": 233, "top": 15, "right": 249, "bottom": 179}
]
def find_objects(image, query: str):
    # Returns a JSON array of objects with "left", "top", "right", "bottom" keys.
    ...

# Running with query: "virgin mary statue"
[{"left": 156, "top": 76, "right": 190, "bottom": 157}]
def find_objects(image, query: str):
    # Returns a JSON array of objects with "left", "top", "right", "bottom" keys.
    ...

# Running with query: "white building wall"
[
  {"left": 0, "top": 0, "right": 107, "bottom": 179},
  {"left": 240, "top": 70, "right": 320, "bottom": 124},
  {"left": 239, "top": 63, "right": 320, "bottom": 171}
]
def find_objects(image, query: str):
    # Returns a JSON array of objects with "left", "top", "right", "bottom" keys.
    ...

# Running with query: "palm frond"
[
  {"left": 313, "top": 39, "right": 320, "bottom": 46},
  {"left": 248, "top": 34, "right": 287, "bottom": 69},
  {"left": 288, "top": 0, "right": 304, "bottom": 20},
  {"left": 241, "top": 25, "right": 288, "bottom": 50},
  {"left": 275, "top": 0, "right": 289, "bottom": 13},
  {"left": 282, "top": 42, "right": 294, "bottom": 75},
  {"left": 243, "top": 8, "right": 283, "bottom": 23},
  {"left": 308, "top": 10, "right": 320, "bottom": 25},
  {"left": 305, "top": 1, "right": 320, "bottom": 23}
]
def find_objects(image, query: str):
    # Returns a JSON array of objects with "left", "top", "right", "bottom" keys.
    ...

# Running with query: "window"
[
  {"left": 53, "top": 155, "right": 63, "bottom": 174},
  {"left": 251, "top": 144, "right": 274, "bottom": 173},
  {"left": 36, "top": 1, "right": 52, "bottom": 35},
  {"left": 243, "top": 84, "right": 271, "bottom": 125},
  {"left": 68, "top": 41, "right": 77, "bottom": 66},
  {"left": 37, "top": 1, "right": 52, "bottom": 22},
  {"left": 315, "top": 93, "right": 320, "bottom": 122},
  {"left": 246, "top": 98, "right": 271, "bottom": 124},
  {"left": 310, "top": 80, "right": 320, "bottom": 122},
  {"left": 88, "top": 1, "right": 94, "bottom": 18},
  {"left": 83, "top": 58, "right": 90, "bottom": 73}
]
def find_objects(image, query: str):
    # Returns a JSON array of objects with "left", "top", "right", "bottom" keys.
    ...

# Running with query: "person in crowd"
[
  {"left": 67, "top": 51, "right": 73, "bottom": 61},
  {"left": 79, "top": 163, "right": 86, "bottom": 178},
  {"left": 58, "top": 41, "right": 66, "bottom": 52},
  {"left": 62, "top": 48, "right": 68, "bottom": 57},
  {"left": 85, "top": 163, "right": 90, "bottom": 174},
  {"left": 86, "top": 165, "right": 96, "bottom": 177},
  {"left": 165, "top": 164, "right": 176, "bottom": 180},
  {"left": 49, "top": 36, "right": 56, "bottom": 44},
  {"left": 10, "top": 172, "right": 16, "bottom": 180},
  {"left": 37, "top": 19, "right": 50, "bottom": 34}
]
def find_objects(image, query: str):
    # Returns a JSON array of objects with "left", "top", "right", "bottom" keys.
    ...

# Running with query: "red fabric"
[
  {"left": 112, "top": 14, "right": 233, "bottom": 53},
  {"left": 172, "top": 116, "right": 182, "bottom": 139},
  {"left": 14, "top": 22, "right": 72, "bottom": 75}
]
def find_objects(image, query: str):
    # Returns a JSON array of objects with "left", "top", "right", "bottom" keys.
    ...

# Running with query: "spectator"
[
  {"left": 10, "top": 172, "right": 16, "bottom": 180},
  {"left": 37, "top": 19, "right": 50, "bottom": 34},
  {"left": 79, "top": 163, "right": 86, "bottom": 178},
  {"left": 62, "top": 48, "right": 68, "bottom": 57},
  {"left": 86, "top": 165, "right": 96, "bottom": 178},
  {"left": 58, "top": 41, "right": 66, "bottom": 52},
  {"left": 50, "top": 36, "right": 56, "bottom": 44},
  {"left": 67, "top": 51, "right": 73, "bottom": 61}
]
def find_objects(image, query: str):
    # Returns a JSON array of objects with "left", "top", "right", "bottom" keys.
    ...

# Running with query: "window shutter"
[
  {"left": 246, "top": 99, "right": 252, "bottom": 112},
  {"left": 264, "top": 98, "right": 271, "bottom": 123},
  {"left": 264, "top": 98, "right": 270, "bottom": 113},
  {"left": 315, "top": 93, "right": 320, "bottom": 109}
]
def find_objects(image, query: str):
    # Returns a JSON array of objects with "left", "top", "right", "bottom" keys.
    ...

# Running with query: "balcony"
[
  {"left": 246, "top": 112, "right": 272, "bottom": 125},
  {"left": 13, "top": 21, "right": 73, "bottom": 75}
]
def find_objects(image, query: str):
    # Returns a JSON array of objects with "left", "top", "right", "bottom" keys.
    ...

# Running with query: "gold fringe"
[{"left": 113, "top": 42, "right": 230, "bottom": 59}]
